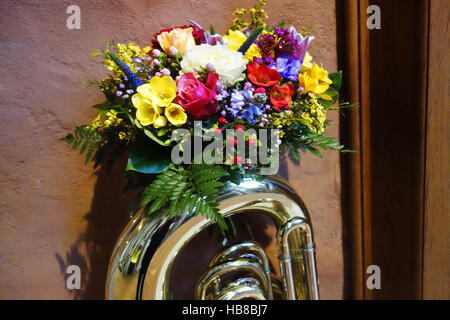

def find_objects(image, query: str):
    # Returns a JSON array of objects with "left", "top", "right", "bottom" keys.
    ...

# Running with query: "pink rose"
[{"left": 176, "top": 72, "right": 218, "bottom": 120}]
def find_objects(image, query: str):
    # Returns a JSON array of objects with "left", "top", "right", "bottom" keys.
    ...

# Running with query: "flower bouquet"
[{"left": 62, "top": 1, "right": 351, "bottom": 230}]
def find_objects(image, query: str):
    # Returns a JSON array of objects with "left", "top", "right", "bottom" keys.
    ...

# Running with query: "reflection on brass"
[{"left": 105, "top": 176, "right": 319, "bottom": 300}]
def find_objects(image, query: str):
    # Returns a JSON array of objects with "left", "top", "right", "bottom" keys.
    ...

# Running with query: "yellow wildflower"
[
  {"left": 142, "top": 45, "right": 152, "bottom": 55},
  {"left": 165, "top": 103, "right": 187, "bottom": 126}
]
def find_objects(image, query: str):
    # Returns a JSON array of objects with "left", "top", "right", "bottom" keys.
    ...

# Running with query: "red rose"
[
  {"left": 270, "top": 83, "right": 295, "bottom": 108},
  {"left": 247, "top": 62, "right": 281, "bottom": 87},
  {"left": 176, "top": 72, "right": 219, "bottom": 120},
  {"left": 152, "top": 25, "right": 204, "bottom": 48}
]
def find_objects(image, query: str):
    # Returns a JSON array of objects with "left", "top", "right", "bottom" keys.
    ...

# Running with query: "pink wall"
[{"left": 0, "top": 0, "right": 342, "bottom": 299}]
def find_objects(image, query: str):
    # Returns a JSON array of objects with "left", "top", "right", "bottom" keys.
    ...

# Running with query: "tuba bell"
[{"left": 105, "top": 176, "right": 319, "bottom": 300}]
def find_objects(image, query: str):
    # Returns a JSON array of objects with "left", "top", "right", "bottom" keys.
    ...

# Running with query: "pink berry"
[
  {"left": 228, "top": 137, "right": 238, "bottom": 146},
  {"left": 168, "top": 46, "right": 178, "bottom": 56},
  {"left": 152, "top": 49, "right": 161, "bottom": 57},
  {"left": 206, "top": 63, "right": 215, "bottom": 72},
  {"left": 161, "top": 68, "right": 171, "bottom": 76}
]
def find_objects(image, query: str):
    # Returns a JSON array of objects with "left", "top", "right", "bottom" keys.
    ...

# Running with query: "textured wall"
[{"left": 0, "top": 0, "right": 342, "bottom": 299}]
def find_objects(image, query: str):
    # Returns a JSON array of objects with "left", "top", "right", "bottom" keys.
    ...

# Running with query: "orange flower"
[
  {"left": 247, "top": 62, "right": 281, "bottom": 87},
  {"left": 270, "top": 83, "right": 295, "bottom": 108}
]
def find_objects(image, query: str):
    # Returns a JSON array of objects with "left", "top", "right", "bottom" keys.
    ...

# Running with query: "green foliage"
[
  {"left": 318, "top": 72, "right": 342, "bottom": 108},
  {"left": 61, "top": 124, "right": 128, "bottom": 175},
  {"left": 60, "top": 126, "right": 102, "bottom": 165},
  {"left": 329, "top": 71, "right": 343, "bottom": 91},
  {"left": 284, "top": 132, "right": 353, "bottom": 162},
  {"left": 141, "top": 164, "right": 230, "bottom": 230}
]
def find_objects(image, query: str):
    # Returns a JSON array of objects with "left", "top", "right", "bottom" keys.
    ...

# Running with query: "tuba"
[{"left": 105, "top": 176, "right": 319, "bottom": 300}]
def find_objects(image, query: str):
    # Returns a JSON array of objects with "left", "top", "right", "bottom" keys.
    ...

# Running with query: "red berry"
[
  {"left": 233, "top": 156, "right": 243, "bottom": 164},
  {"left": 255, "top": 87, "right": 266, "bottom": 94},
  {"left": 218, "top": 117, "right": 227, "bottom": 125},
  {"left": 214, "top": 127, "right": 222, "bottom": 134},
  {"left": 247, "top": 138, "right": 256, "bottom": 146},
  {"left": 235, "top": 125, "right": 244, "bottom": 132}
]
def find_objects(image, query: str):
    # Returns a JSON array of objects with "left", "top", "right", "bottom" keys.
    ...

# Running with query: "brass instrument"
[{"left": 105, "top": 176, "right": 319, "bottom": 300}]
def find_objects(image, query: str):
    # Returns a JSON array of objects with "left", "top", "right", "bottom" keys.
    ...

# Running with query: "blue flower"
[
  {"left": 269, "top": 54, "right": 303, "bottom": 82},
  {"left": 106, "top": 51, "right": 143, "bottom": 89},
  {"left": 229, "top": 88, "right": 264, "bottom": 124},
  {"left": 241, "top": 103, "right": 263, "bottom": 123}
]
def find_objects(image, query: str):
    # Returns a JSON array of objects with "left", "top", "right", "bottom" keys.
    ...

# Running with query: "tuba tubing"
[{"left": 106, "top": 176, "right": 319, "bottom": 300}]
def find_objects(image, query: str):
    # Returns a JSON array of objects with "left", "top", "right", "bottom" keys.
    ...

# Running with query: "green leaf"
[
  {"left": 291, "top": 148, "right": 300, "bottom": 162},
  {"left": 140, "top": 163, "right": 230, "bottom": 231},
  {"left": 144, "top": 129, "right": 172, "bottom": 146},
  {"left": 329, "top": 71, "right": 343, "bottom": 92},
  {"left": 60, "top": 134, "right": 74, "bottom": 144},
  {"left": 318, "top": 87, "right": 339, "bottom": 108},
  {"left": 126, "top": 137, "right": 171, "bottom": 174}
]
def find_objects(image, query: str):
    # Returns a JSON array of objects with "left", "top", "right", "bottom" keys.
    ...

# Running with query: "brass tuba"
[{"left": 105, "top": 176, "right": 319, "bottom": 300}]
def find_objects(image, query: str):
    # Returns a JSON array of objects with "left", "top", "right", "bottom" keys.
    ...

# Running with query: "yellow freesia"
[
  {"left": 137, "top": 76, "right": 176, "bottom": 107},
  {"left": 165, "top": 103, "right": 187, "bottom": 126},
  {"left": 298, "top": 63, "right": 332, "bottom": 95},
  {"left": 153, "top": 115, "right": 167, "bottom": 128},
  {"left": 300, "top": 52, "right": 313, "bottom": 72},
  {"left": 224, "top": 30, "right": 247, "bottom": 51},
  {"left": 131, "top": 93, "right": 161, "bottom": 126},
  {"left": 224, "top": 29, "right": 261, "bottom": 61},
  {"left": 157, "top": 27, "right": 196, "bottom": 55}
]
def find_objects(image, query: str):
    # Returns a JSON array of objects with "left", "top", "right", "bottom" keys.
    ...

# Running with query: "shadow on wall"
[
  {"left": 55, "top": 157, "right": 137, "bottom": 299},
  {"left": 53, "top": 153, "right": 291, "bottom": 300}
]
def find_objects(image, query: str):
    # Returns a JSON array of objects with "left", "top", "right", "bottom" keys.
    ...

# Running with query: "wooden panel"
[
  {"left": 339, "top": 0, "right": 436, "bottom": 299},
  {"left": 422, "top": 0, "right": 450, "bottom": 300},
  {"left": 338, "top": 0, "right": 371, "bottom": 300},
  {"left": 367, "top": 0, "right": 428, "bottom": 299}
]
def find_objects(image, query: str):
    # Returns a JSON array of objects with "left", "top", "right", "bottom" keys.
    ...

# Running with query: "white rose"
[{"left": 180, "top": 44, "right": 247, "bottom": 87}]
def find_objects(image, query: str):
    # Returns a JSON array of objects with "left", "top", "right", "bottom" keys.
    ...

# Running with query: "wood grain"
[
  {"left": 422, "top": 0, "right": 450, "bottom": 300},
  {"left": 339, "top": 0, "right": 371, "bottom": 300}
]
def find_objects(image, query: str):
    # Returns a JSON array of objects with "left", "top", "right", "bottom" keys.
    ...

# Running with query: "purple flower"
[
  {"left": 269, "top": 54, "right": 303, "bottom": 81},
  {"left": 256, "top": 26, "right": 314, "bottom": 64},
  {"left": 288, "top": 26, "right": 314, "bottom": 62}
]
